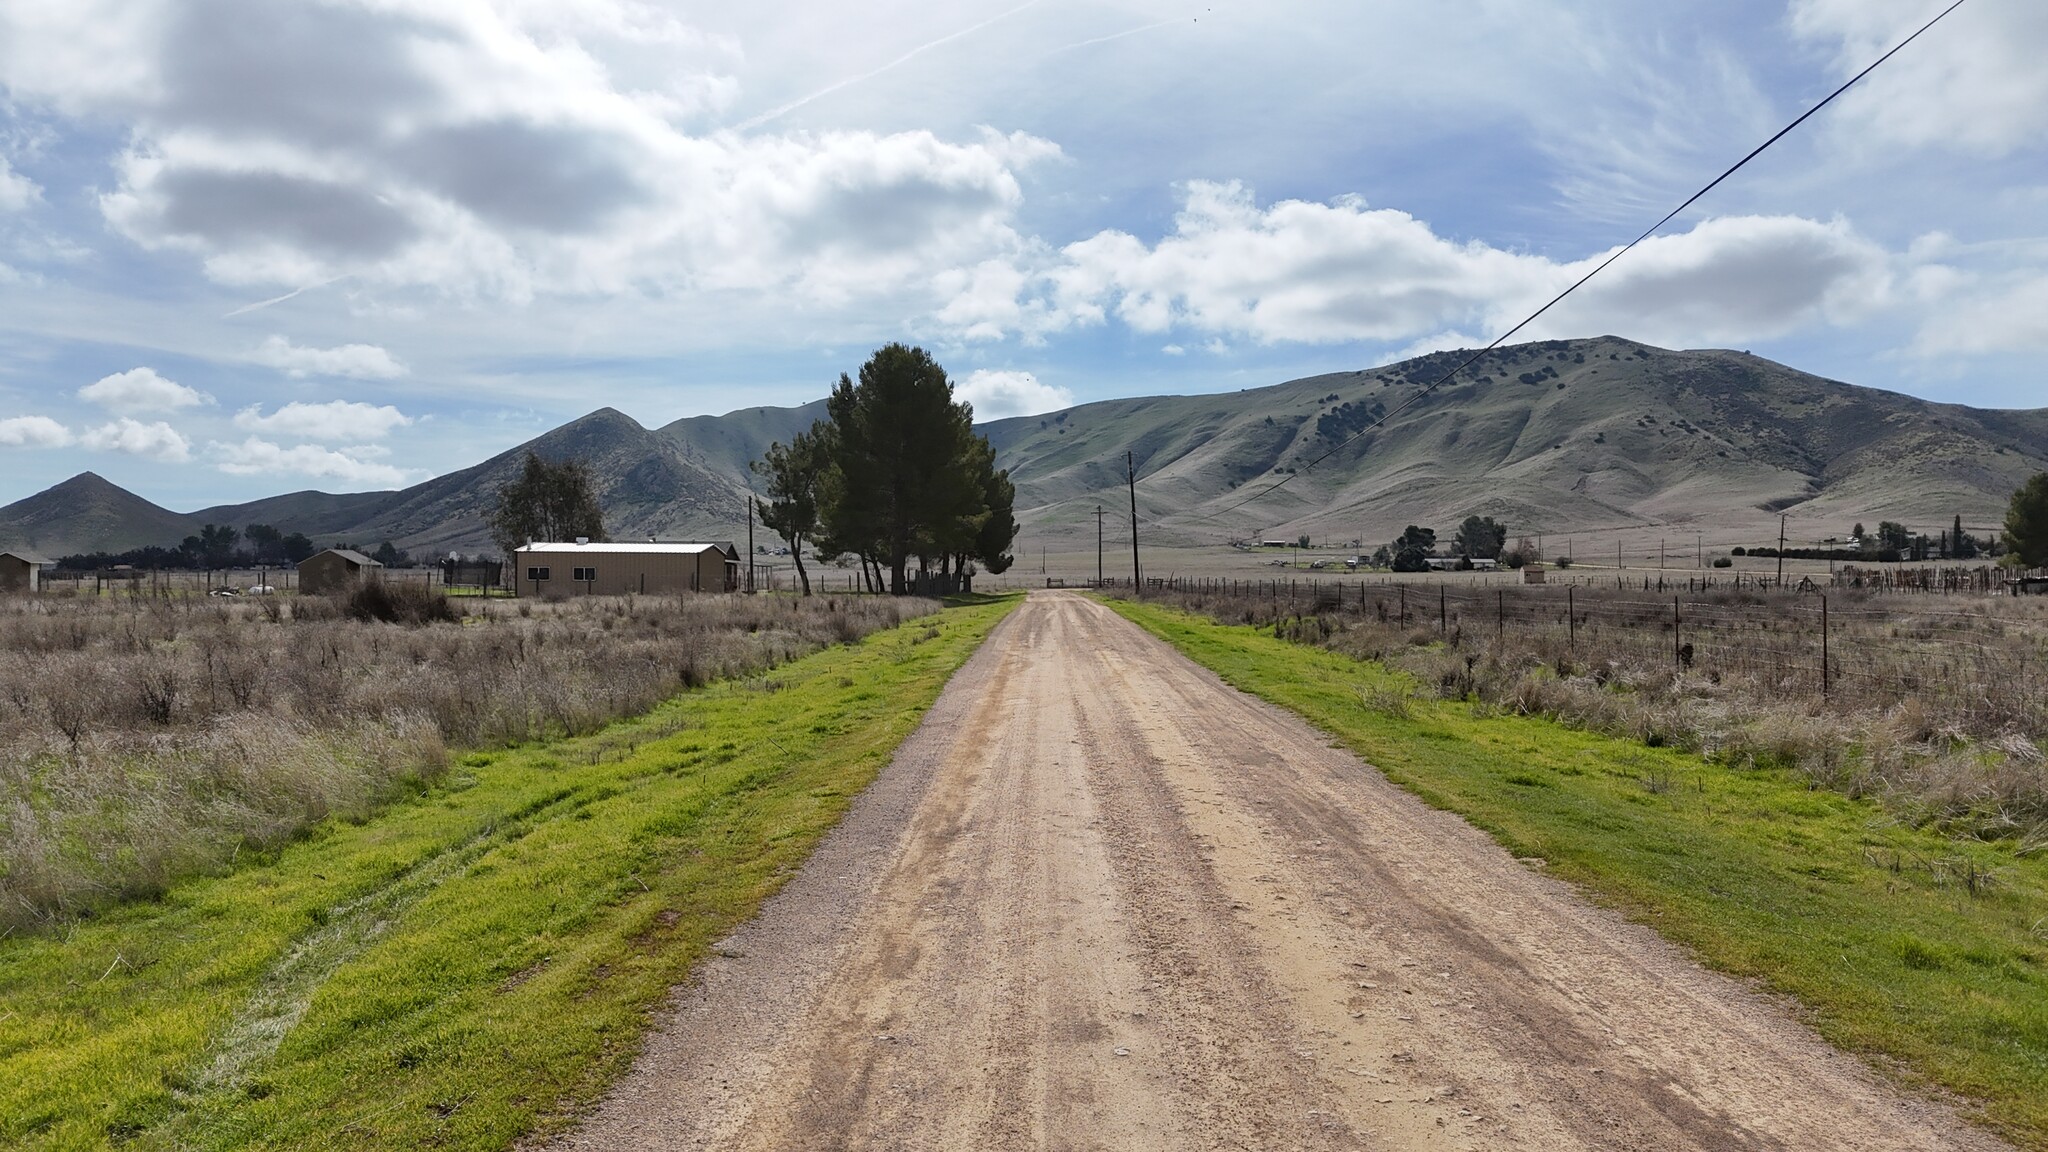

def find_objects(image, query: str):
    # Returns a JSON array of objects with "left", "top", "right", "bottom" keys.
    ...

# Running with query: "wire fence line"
[{"left": 1108, "top": 574, "right": 2048, "bottom": 742}]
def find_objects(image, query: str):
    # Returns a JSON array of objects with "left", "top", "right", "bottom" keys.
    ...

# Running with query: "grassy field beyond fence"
[
  {"left": 0, "top": 594, "right": 1017, "bottom": 1151},
  {"left": 1110, "top": 598, "right": 2048, "bottom": 1150}
]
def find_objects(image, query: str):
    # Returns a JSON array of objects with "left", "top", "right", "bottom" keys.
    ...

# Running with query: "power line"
[{"left": 1167, "top": 0, "right": 1973, "bottom": 528}]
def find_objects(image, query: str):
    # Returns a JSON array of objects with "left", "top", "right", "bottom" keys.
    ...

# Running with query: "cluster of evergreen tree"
[
  {"left": 1452, "top": 515, "right": 1507, "bottom": 560},
  {"left": 486, "top": 452, "right": 609, "bottom": 558},
  {"left": 754, "top": 344, "right": 1017, "bottom": 596},
  {"left": 2006, "top": 475, "right": 2048, "bottom": 569},
  {"left": 1387, "top": 525, "right": 1437, "bottom": 572},
  {"left": 57, "top": 522, "right": 318, "bottom": 571}
]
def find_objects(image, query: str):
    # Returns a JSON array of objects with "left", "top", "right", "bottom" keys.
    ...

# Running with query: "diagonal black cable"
[{"left": 1164, "top": 0, "right": 1972, "bottom": 526}]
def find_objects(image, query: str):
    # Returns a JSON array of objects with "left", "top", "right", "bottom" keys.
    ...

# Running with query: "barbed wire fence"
[{"left": 1103, "top": 574, "right": 2048, "bottom": 742}]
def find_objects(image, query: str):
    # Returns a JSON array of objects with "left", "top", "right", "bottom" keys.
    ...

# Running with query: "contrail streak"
[
  {"left": 222, "top": 278, "right": 340, "bottom": 318},
  {"left": 1043, "top": 16, "right": 1190, "bottom": 56},
  {"left": 735, "top": 0, "right": 1043, "bottom": 131}
]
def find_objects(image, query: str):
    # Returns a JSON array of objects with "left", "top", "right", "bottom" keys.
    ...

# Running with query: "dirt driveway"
[{"left": 549, "top": 590, "right": 2005, "bottom": 1151}]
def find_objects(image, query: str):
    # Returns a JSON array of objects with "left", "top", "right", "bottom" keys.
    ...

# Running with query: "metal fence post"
[
  {"left": 1821, "top": 593, "right": 1830, "bottom": 700},
  {"left": 1673, "top": 595, "right": 1682, "bottom": 670}
]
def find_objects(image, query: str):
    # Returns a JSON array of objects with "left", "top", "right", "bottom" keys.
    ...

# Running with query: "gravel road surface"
[{"left": 547, "top": 591, "right": 2005, "bottom": 1151}]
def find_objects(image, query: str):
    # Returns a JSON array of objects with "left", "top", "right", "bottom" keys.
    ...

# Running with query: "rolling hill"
[
  {"left": 4, "top": 337, "right": 2044, "bottom": 558},
  {"left": 982, "top": 336, "right": 2048, "bottom": 546}
]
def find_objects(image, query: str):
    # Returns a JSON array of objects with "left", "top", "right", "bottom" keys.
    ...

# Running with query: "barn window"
[
  {"left": 526, "top": 566, "right": 550, "bottom": 581},
  {"left": 573, "top": 567, "right": 597, "bottom": 581}
]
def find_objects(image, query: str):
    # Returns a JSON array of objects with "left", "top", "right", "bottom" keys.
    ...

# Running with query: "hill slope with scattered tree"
[{"left": 4, "top": 338, "right": 2044, "bottom": 557}]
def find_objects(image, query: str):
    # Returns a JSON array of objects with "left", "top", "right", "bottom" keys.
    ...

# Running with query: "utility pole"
[
  {"left": 1697, "top": 533, "right": 1703, "bottom": 568},
  {"left": 1094, "top": 506, "right": 1106, "bottom": 586},
  {"left": 1617, "top": 539, "right": 1623, "bottom": 571},
  {"left": 1776, "top": 513, "right": 1788, "bottom": 590},
  {"left": 1660, "top": 538, "right": 1666, "bottom": 570},
  {"left": 1127, "top": 452, "right": 1141, "bottom": 591},
  {"left": 748, "top": 497, "right": 756, "bottom": 593}
]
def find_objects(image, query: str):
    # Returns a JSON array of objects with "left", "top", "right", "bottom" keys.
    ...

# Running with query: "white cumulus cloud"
[
  {"left": 0, "top": 1, "right": 1057, "bottom": 305},
  {"left": 77, "top": 366, "right": 212, "bottom": 413},
  {"left": 80, "top": 418, "right": 191, "bottom": 462},
  {"left": 0, "top": 155, "right": 39, "bottom": 212},
  {"left": 954, "top": 181, "right": 1895, "bottom": 351},
  {"left": 956, "top": 369, "right": 1074, "bottom": 420},
  {"left": 1909, "top": 267, "right": 2048, "bottom": 357},
  {"left": 1792, "top": 0, "right": 2048, "bottom": 157},
  {"left": 0, "top": 415, "right": 73, "bottom": 447},
  {"left": 233, "top": 399, "right": 413, "bottom": 441},
  {"left": 248, "top": 335, "right": 407, "bottom": 379},
  {"left": 209, "top": 437, "right": 410, "bottom": 486}
]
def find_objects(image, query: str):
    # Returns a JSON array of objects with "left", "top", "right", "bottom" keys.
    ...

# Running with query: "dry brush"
[
  {"left": 0, "top": 589, "right": 935, "bottom": 930},
  {"left": 1125, "top": 583, "right": 2048, "bottom": 844}
]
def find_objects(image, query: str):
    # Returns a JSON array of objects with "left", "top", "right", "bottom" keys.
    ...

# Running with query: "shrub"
[
  {"left": 1712, "top": 556, "right": 1733, "bottom": 568},
  {"left": 342, "top": 579, "right": 462, "bottom": 626}
]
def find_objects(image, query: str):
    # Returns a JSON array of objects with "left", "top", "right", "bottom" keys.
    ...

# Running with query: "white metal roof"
[
  {"left": 517, "top": 541, "right": 737, "bottom": 556},
  {"left": 318, "top": 548, "right": 383, "bottom": 566}
]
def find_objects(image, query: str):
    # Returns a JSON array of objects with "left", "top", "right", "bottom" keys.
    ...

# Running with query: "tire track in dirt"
[{"left": 547, "top": 591, "right": 2008, "bottom": 1151}]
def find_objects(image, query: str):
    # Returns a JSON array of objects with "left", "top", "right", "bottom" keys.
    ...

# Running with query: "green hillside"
[
  {"left": 4, "top": 338, "right": 2044, "bottom": 557},
  {"left": 984, "top": 336, "right": 2048, "bottom": 546}
]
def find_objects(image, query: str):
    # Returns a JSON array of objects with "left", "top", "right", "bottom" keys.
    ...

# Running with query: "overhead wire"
[{"left": 1144, "top": 0, "right": 1974, "bottom": 530}]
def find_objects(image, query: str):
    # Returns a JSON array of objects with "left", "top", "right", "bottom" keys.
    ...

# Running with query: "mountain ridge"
[{"left": 4, "top": 338, "right": 2043, "bottom": 557}]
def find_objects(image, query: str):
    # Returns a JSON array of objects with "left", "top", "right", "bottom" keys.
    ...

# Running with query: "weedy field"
[
  {"left": 1127, "top": 581, "right": 2048, "bottom": 844},
  {"left": 0, "top": 588, "right": 938, "bottom": 930},
  {"left": 0, "top": 593, "right": 1018, "bottom": 1150},
  {"left": 1109, "top": 598, "right": 2048, "bottom": 1148}
]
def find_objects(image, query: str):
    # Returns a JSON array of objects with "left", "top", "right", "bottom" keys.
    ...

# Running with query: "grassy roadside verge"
[
  {"left": 1108, "top": 599, "right": 2048, "bottom": 1149},
  {"left": 1, "top": 594, "right": 1018, "bottom": 1151}
]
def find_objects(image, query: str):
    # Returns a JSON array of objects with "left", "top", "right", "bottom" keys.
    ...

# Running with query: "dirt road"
[{"left": 551, "top": 591, "right": 2005, "bottom": 1151}]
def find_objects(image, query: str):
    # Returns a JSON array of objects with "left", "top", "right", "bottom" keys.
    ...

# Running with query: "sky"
[{"left": 0, "top": 0, "right": 2044, "bottom": 510}]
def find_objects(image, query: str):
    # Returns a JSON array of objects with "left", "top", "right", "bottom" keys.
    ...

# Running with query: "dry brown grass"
[
  {"left": 0, "top": 590, "right": 935, "bottom": 930},
  {"left": 1128, "top": 582, "right": 2048, "bottom": 843}
]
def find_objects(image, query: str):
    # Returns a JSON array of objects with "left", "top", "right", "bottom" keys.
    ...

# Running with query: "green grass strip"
[
  {"left": 0, "top": 595, "right": 1018, "bottom": 1151},
  {"left": 1109, "top": 599, "right": 2048, "bottom": 1150}
]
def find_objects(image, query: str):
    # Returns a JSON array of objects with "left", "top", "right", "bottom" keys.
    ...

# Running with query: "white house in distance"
[{"left": 513, "top": 541, "right": 741, "bottom": 596}]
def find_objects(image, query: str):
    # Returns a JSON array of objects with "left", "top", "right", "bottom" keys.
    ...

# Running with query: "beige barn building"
[
  {"left": 513, "top": 542, "right": 740, "bottom": 597},
  {"left": 297, "top": 548, "right": 384, "bottom": 596},
  {"left": 0, "top": 550, "right": 52, "bottom": 593}
]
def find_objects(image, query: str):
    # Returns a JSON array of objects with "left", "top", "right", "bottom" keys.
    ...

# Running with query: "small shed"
[
  {"left": 514, "top": 541, "right": 740, "bottom": 597},
  {"left": 298, "top": 548, "right": 384, "bottom": 596},
  {"left": 0, "top": 550, "right": 53, "bottom": 593},
  {"left": 1522, "top": 564, "right": 1548, "bottom": 584}
]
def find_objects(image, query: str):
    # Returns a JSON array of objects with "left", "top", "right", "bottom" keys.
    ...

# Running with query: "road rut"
[{"left": 549, "top": 590, "right": 2005, "bottom": 1151}]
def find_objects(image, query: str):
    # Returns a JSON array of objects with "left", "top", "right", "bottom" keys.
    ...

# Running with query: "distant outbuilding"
[
  {"left": 0, "top": 550, "right": 52, "bottom": 594},
  {"left": 298, "top": 548, "right": 384, "bottom": 596},
  {"left": 514, "top": 541, "right": 740, "bottom": 596}
]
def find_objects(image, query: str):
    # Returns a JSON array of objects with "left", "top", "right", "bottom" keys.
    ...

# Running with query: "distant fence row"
[{"left": 1104, "top": 574, "right": 2048, "bottom": 733}]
